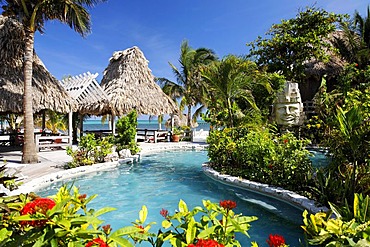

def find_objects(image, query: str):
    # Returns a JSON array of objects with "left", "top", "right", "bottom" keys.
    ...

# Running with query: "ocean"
[{"left": 83, "top": 119, "right": 210, "bottom": 131}]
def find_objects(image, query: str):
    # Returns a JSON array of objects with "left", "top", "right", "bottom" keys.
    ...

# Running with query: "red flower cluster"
[
  {"left": 188, "top": 239, "right": 225, "bottom": 247},
  {"left": 85, "top": 238, "right": 108, "bottom": 247},
  {"left": 266, "top": 234, "right": 286, "bottom": 247},
  {"left": 219, "top": 200, "right": 237, "bottom": 210},
  {"left": 20, "top": 198, "right": 56, "bottom": 227},
  {"left": 160, "top": 208, "right": 169, "bottom": 218}
]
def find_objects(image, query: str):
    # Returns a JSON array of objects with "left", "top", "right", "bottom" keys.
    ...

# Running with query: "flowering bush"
[
  {"left": 156, "top": 199, "right": 257, "bottom": 247},
  {"left": 0, "top": 186, "right": 292, "bottom": 246},
  {"left": 266, "top": 234, "right": 288, "bottom": 247},
  {"left": 188, "top": 239, "right": 225, "bottom": 247},
  {"left": 20, "top": 198, "right": 56, "bottom": 227},
  {"left": 86, "top": 238, "right": 109, "bottom": 247}
]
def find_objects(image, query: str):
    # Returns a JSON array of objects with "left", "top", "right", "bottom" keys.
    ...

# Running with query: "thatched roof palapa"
[
  {"left": 61, "top": 72, "right": 111, "bottom": 115},
  {"left": 304, "top": 31, "right": 348, "bottom": 77},
  {"left": 0, "top": 15, "right": 76, "bottom": 114},
  {"left": 100, "top": 46, "right": 178, "bottom": 116}
]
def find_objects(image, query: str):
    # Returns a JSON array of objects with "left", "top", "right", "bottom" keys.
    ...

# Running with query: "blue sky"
[{"left": 34, "top": 0, "right": 368, "bottom": 85}]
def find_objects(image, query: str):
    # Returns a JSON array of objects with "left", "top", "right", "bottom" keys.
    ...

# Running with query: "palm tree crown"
[
  {"left": 157, "top": 40, "right": 217, "bottom": 128},
  {"left": 0, "top": 0, "right": 105, "bottom": 163}
]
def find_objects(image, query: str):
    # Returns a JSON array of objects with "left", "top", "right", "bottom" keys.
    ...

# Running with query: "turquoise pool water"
[
  {"left": 309, "top": 148, "right": 331, "bottom": 168},
  {"left": 38, "top": 150, "right": 305, "bottom": 246}
]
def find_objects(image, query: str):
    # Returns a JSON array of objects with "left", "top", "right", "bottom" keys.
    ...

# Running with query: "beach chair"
[{"left": 4, "top": 163, "right": 28, "bottom": 181}]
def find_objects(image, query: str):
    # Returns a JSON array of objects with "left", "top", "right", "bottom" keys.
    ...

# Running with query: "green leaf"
[
  {"left": 197, "top": 226, "right": 217, "bottom": 239},
  {"left": 110, "top": 235, "right": 134, "bottom": 247},
  {"left": 0, "top": 228, "right": 12, "bottom": 242},
  {"left": 111, "top": 226, "right": 141, "bottom": 237},
  {"left": 186, "top": 218, "right": 196, "bottom": 244},
  {"left": 162, "top": 220, "right": 172, "bottom": 229},
  {"left": 139, "top": 205, "right": 148, "bottom": 223},
  {"left": 179, "top": 199, "right": 188, "bottom": 213},
  {"left": 94, "top": 207, "right": 116, "bottom": 217}
]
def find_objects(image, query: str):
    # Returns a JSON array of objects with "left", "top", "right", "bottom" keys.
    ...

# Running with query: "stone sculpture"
[{"left": 274, "top": 82, "right": 304, "bottom": 126}]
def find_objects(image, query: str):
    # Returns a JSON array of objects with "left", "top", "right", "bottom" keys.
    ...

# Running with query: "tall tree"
[
  {"left": 0, "top": 0, "right": 105, "bottom": 163},
  {"left": 157, "top": 40, "right": 217, "bottom": 128},
  {"left": 248, "top": 7, "right": 344, "bottom": 83},
  {"left": 201, "top": 55, "right": 283, "bottom": 128},
  {"left": 334, "top": 6, "right": 370, "bottom": 68}
]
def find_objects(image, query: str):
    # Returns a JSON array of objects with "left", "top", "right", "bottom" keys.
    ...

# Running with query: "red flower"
[
  {"left": 266, "top": 234, "right": 286, "bottom": 247},
  {"left": 188, "top": 239, "right": 225, "bottom": 247},
  {"left": 160, "top": 208, "right": 169, "bottom": 218},
  {"left": 283, "top": 139, "right": 288, "bottom": 144},
  {"left": 86, "top": 238, "right": 108, "bottom": 247},
  {"left": 102, "top": 224, "right": 111, "bottom": 234},
  {"left": 79, "top": 194, "right": 87, "bottom": 201},
  {"left": 219, "top": 200, "right": 237, "bottom": 210},
  {"left": 20, "top": 198, "right": 56, "bottom": 227},
  {"left": 355, "top": 63, "right": 359, "bottom": 67},
  {"left": 136, "top": 225, "right": 145, "bottom": 233}
]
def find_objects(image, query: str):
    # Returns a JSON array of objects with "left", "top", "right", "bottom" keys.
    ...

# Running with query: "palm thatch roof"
[
  {"left": 61, "top": 72, "right": 111, "bottom": 115},
  {"left": 100, "top": 46, "right": 178, "bottom": 116},
  {"left": 0, "top": 15, "right": 75, "bottom": 114},
  {"left": 304, "top": 31, "right": 348, "bottom": 77}
]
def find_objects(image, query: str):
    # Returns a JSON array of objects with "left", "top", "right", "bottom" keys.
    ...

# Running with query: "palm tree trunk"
[
  {"left": 187, "top": 105, "right": 192, "bottom": 128},
  {"left": 21, "top": 30, "right": 38, "bottom": 164}
]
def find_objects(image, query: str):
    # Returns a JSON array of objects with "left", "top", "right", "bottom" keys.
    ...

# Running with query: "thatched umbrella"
[
  {"left": 101, "top": 46, "right": 178, "bottom": 117},
  {"left": 0, "top": 15, "right": 76, "bottom": 114}
]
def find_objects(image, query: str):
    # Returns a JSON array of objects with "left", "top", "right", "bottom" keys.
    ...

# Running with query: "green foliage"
[
  {"left": 156, "top": 200, "right": 257, "bottom": 247},
  {"left": 114, "top": 110, "right": 140, "bottom": 155},
  {"left": 313, "top": 68, "right": 370, "bottom": 207},
  {"left": 0, "top": 185, "right": 138, "bottom": 246},
  {"left": 248, "top": 6, "right": 345, "bottom": 82},
  {"left": 207, "top": 127, "right": 313, "bottom": 194},
  {"left": 157, "top": 40, "right": 218, "bottom": 128},
  {"left": 201, "top": 55, "right": 284, "bottom": 128},
  {"left": 0, "top": 186, "right": 260, "bottom": 246},
  {"left": 0, "top": 164, "right": 20, "bottom": 193},
  {"left": 66, "top": 133, "right": 113, "bottom": 168},
  {"left": 302, "top": 193, "right": 370, "bottom": 246},
  {"left": 301, "top": 116, "right": 325, "bottom": 146}
]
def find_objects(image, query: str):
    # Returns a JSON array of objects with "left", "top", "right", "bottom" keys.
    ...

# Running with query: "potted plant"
[{"left": 171, "top": 127, "right": 183, "bottom": 142}]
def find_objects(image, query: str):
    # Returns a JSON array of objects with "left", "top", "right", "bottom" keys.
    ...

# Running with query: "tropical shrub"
[
  {"left": 156, "top": 199, "right": 257, "bottom": 247},
  {"left": 0, "top": 186, "right": 264, "bottom": 246},
  {"left": 302, "top": 193, "right": 370, "bottom": 246},
  {"left": 0, "top": 164, "right": 20, "bottom": 194},
  {"left": 207, "top": 127, "right": 313, "bottom": 194},
  {"left": 114, "top": 110, "right": 140, "bottom": 155},
  {"left": 300, "top": 115, "right": 325, "bottom": 146},
  {"left": 66, "top": 133, "right": 113, "bottom": 168}
]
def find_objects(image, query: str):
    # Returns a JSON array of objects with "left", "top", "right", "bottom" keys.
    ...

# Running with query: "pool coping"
[{"left": 202, "top": 163, "right": 328, "bottom": 214}]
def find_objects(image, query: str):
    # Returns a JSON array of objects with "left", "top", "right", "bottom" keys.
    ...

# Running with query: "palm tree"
[
  {"left": 0, "top": 0, "right": 105, "bottom": 163},
  {"left": 36, "top": 110, "right": 67, "bottom": 134},
  {"left": 334, "top": 6, "right": 370, "bottom": 68},
  {"left": 201, "top": 55, "right": 274, "bottom": 128},
  {"left": 157, "top": 40, "right": 217, "bottom": 128}
]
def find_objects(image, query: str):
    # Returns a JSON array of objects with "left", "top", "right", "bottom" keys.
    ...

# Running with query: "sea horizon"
[{"left": 83, "top": 119, "right": 210, "bottom": 131}]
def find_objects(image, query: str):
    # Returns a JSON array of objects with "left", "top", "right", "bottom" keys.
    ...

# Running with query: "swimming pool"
[
  {"left": 37, "top": 150, "right": 305, "bottom": 246},
  {"left": 308, "top": 148, "right": 331, "bottom": 168}
]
